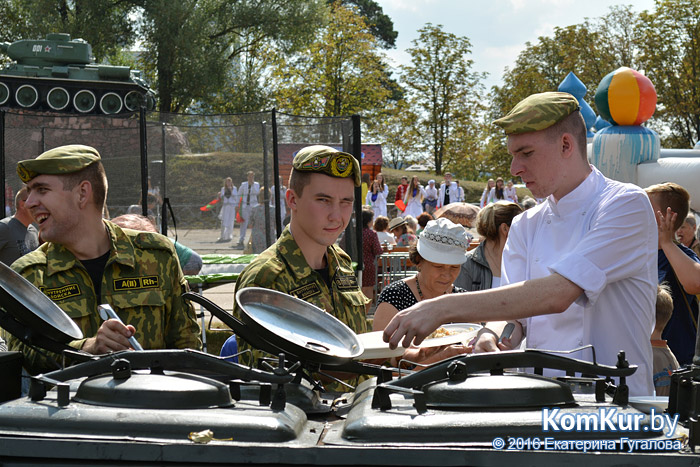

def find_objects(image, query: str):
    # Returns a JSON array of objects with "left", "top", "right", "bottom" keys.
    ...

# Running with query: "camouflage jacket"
[
  {"left": 4, "top": 220, "right": 201, "bottom": 374},
  {"left": 233, "top": 226, "right": 370, "bottom": 391}
]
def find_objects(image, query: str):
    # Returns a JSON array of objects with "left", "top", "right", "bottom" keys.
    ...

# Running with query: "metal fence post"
[
  {"left": 0, "top": 110, "right": 5, "bottom": 214},
  {"left": 352, "top": 114, "right": 363, "bottom": 277},
  {"left": 271, "top": 109, "right": 282, "bottom": 237},
  {"left": 139, "top": 106, "right": 149, "bottom": 218},
  {"left": 261, "top": 121, "right": 271, "bottom": 248}
]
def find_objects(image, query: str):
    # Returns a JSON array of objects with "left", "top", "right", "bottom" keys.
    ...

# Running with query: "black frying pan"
[{"left": 0, "top": 261, "right": 82, "bottom": 344}]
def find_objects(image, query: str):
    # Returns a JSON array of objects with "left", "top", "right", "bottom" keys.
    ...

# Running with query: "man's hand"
[
  {"left": 398, "top": 344, "right": 470, "bottom": 368},
  {"left": 382, "top": 298, "right": 447, "bottom": 349},
  {"left": 81, "top": 319, "right": 137, "bottom": 354},
  {"left": 656, "top": 206, "right": 677, "bottom": 249}
]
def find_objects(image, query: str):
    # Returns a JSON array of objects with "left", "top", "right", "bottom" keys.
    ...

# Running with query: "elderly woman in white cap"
[
  {"left": 374, "top": 218, "right": 470, "bottom": 328},
  {"left": 373, "top": 218, "right": 472, "bottom": 364}
]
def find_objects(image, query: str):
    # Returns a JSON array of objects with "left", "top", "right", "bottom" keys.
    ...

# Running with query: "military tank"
[{"left": 0, "top": 33, "right": 155, "bottom": 114}]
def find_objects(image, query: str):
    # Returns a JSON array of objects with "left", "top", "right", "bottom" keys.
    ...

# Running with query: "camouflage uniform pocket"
[{"left": 108, "top": 290, "right": 167, "bottom": 348}]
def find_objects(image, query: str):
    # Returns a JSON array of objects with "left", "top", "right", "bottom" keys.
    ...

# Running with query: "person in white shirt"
[
  {"left": 454, "top": 180, "right": 465, "bottom": 203},
  {"left": 403, "top": 176, "right": 425, "bottom": 218},
  {"left": 504, "top": 180, "right": 519, "bottom": 203},
  {"left": 383, "top": 92, "right": 657, "bottom": 396},
  {"left": 480, "top": 179, "right": 495, "bottom": 208},
  {"left": 437, "top": 172, "right": 457, "bottom": 208},
  {"left": 373, "top": 215, "right": 396, "bottom": 246},
  {"left": 423, "top": 179, "right": 438, "bottom": 214},
  {"left": 366, "top": 176, "right": 388, "bottom": 217},
  {"left": 487, "top": 177, "right": 506, "bottom": 204},
  {"left": 270, "top": 176, "right": 287, "bottom": 227},
  {"left": 235, "top": 171, "right": 260, "bottom": 248}
]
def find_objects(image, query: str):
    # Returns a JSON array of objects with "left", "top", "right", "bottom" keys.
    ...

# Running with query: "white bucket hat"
[{"left": 417, "top": 218, "right": 470, "bottom": 265}]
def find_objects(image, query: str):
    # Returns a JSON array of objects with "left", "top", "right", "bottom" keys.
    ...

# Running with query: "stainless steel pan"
[
  {"left": 235, "top": 287, "right": 363, "bottom": 365},
  {"left": 0, "top": 261, "right": 82, "bottom": 343}
]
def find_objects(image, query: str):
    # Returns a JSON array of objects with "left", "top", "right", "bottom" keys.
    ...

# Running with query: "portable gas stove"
[{"left": 0, "top": 269, "right": 699, "bottom": 465}]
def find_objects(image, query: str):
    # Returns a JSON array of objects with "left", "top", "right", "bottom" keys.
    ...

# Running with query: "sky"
[{"left": 375, "top": 0, "right": 657, "bottom": 90}]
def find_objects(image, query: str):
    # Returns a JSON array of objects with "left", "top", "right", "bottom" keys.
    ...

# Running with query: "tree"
[
  {"left": 365, "top": 99, "right": 419, "bottom": 168},
  {"left": 638, "top": 0, "right": 700, "bottom": 147},
  {"left": 137, "top": 0, "right": 326, "bottom": 113},
  {"left": 400, "top": 24, "right": 485, "bottom": 175},
  {"left": 0, "top": 0, "right": 135, "bottom": 61},
  {"left": 268, "top": 2, "right": 392, "bottom": 119},
  {"left": 332, "top": 0, "right": 397, "bottom": 48}
]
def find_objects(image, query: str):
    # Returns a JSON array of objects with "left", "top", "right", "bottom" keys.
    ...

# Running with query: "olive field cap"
[
  {"left": 17, "top": 144, "right": 101, "bottom": 183},
  {"left": 292, "top": 145, "right": 361, "bottom": 187},
  {"left": 493, "top": 92, "right": 580, "bottom": 135},
  {"left": 417, "top": 217, "right": 470, "bottom": 265},
  {"left": 388, "top": 217, "right": 407, "bottom": 232}
]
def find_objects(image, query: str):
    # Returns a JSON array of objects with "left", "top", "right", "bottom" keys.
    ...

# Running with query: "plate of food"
[
  {"left": 628, "top": 396, "right": 669, "bottom": 414},
  {"left": 420, "top": 323, "right": 482, "bottom": 348},
  {"left": 355, "top": 323, "right": 482, "bottom": 360}
]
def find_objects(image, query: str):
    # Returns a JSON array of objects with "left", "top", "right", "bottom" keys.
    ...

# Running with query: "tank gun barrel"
[{"left": 0, "top": 43, "right": 8, "bottom": 55}]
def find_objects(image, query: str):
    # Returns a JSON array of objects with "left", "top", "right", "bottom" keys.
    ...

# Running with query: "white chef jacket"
[{"left": 501, "top": 166, "right": 657, "bottom": 396}]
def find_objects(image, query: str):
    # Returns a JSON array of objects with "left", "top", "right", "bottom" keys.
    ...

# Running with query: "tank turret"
[{"left": 0, "top": 33, "right": 155, "bottom": 114}]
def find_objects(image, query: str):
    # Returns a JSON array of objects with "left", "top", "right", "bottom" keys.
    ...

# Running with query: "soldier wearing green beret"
[
  {"left": 383, "top": 92, "right": 658, "bottom": 396},
  {"left": 3, "top": 145, "right": 201, "bottom": 375},
  {"left": 228, "top": 145, "right": 369, "bottom": 391}
]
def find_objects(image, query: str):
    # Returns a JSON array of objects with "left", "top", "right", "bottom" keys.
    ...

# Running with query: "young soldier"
[
  {"left": 232, "top": 145, "right": 369, "bottom": 389},
  {"left": 3, "top": 145, "right": 201, "bottom": 374}
]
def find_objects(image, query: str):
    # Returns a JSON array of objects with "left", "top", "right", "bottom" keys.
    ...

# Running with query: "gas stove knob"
[{"left": 447, "top": 360, "right": 468, "bottom": 382}]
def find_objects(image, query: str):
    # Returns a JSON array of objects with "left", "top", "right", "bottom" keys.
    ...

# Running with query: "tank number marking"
[{"left": 32, "top": 44, "right": 51, "bottom": 53}]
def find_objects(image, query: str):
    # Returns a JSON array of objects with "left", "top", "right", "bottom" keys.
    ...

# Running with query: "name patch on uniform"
[
  {"left": 113, "top": 276, "right": 160, "bottom": 291},
  {"left": 41, "top": 284, "right": 81, "bottom": 301},
  {"left": 334, "top": 275, "right": 358, "bottom": 290},
  {"left": 290, "top": 283, "right": 321, "bottom": 300}
]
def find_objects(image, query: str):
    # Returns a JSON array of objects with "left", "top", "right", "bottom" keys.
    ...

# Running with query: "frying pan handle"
[
  {"left": 182, "top": 291, "right": 246, "bottom": 334},
  {"left": 182, "top": 291, "right": 281, "bottom": 356}
]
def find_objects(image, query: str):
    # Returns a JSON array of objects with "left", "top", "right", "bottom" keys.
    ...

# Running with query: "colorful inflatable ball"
[{"left": 594, "top": 67, "right": 657, "bottom": 126}]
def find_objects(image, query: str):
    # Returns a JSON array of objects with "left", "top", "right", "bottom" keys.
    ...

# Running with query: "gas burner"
[{"left": 372, "top": 349, "right": 634, "bottom": 413}]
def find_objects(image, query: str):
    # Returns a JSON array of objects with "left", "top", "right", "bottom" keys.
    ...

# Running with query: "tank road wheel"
[
  {"left": 15, "top": 84, "right": 39, "bottom": 108},
  {"left": 99, "top": 92, "right": 123, "bottom": 114},
  {"left": 47, "top": 87, "right": 70, "bottom": 111},
  {"left": 73, "top": 89, "right": 96, "bottom": 113},
  {"left": 0, "top": 82, "right": 9, "bottom": 105},
  {"left": 124, "top": 91, "right": 143, "bottom": 111}
]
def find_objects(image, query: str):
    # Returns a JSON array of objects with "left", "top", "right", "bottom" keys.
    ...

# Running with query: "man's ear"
[
  {"left": 286, "top": 188, "right": 298, "bottom": 211},
  {"left": 561, "top": 133, "right": 575, "bottom": 159},
  {"left": 76, "top": 180, "right": 92, "bottom": 209}
]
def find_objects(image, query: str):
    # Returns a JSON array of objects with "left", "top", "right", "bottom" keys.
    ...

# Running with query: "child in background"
[{"left": 652, "top": 283, "right": 680, "bottom": 396}]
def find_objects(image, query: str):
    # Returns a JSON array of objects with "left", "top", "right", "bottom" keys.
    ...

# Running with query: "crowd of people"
[{"left": 2, "top": 91, "right": 700, "bottom": 400}]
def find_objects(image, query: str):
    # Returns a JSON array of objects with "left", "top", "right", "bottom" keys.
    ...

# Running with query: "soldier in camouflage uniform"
[
  {"left": 232, "top": 145, "right": 370, "bottom": 391},
  {"left": 2, "top": 145, "right": 201, "bottom": 375}
]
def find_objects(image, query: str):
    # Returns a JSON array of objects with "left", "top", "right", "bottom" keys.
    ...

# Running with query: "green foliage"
[
  {"left": 638, "top": 0, "right": 700, "bottom": 147},
  {"left": 400, "top": 24, "right": 486, "bottom": 175},
  {"left": 0, "top": 0, "right": 135, "bottom": 60},
  {"left": 333, "top": 0, "right": 397, "bottom": 48},
  {"left": 137, "top": 0, "right": 328, "bottom": 113},
  {"left": 269, "top": 2, "right": 392, "bottom": 120}
]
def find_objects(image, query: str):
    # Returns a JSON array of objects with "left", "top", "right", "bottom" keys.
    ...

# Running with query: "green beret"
[
  {"left": 17, "top": 145, "right": 101, "bottom": 183},
  {"left": 292, "top": 145, "right": 361, "bottom": 187},
  {"left": 493, "top": 92, "right": 580, "bottom": 135}
]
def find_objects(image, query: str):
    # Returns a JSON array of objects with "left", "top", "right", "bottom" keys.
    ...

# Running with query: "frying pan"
[
  {"left": 0, "top": 261, "right": 82, "bottom": 344},
  {"left": 182, "top": 291, "right": 286, "bottom": 358},
  {"left": 235, "top": 287, "right": 364, "bottom": 365}
]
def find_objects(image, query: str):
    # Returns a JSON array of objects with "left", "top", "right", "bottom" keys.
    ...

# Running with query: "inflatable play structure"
[{"left": 559, "top": 69, "right": 700, "bottom": 213}]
